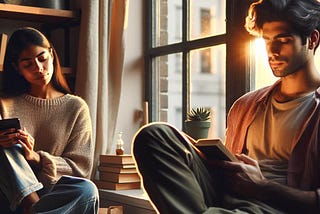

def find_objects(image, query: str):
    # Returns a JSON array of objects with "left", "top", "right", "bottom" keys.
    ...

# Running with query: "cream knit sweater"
[{"left": 0, "top": 94, "right": 93, "bottom": 188}]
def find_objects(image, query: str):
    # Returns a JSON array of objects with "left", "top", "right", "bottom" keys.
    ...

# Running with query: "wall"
[
  {"left": 70, "top": 0, "right": 145, "bottom": 153},
  {"left": 113, "top": 0, "right": 145, "bottom": 154}
]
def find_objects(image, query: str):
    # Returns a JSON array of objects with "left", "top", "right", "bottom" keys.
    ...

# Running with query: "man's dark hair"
[{"left": 245, "top": 0, "right": 320, "bottom": 46}]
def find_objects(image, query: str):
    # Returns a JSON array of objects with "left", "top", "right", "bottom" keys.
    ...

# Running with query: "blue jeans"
[{"left": 0, "top": 145, "right": 99, "bottom": 214}]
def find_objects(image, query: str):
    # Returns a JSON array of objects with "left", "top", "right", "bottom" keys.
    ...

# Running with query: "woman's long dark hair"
[{"left": 1, "top": 27, "right": 71, "bottom": 96}]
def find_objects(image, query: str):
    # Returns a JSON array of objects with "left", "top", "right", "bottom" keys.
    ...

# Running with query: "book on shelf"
[
  {"left": 99, "top": 172, "right": 140, "bottom": 183},
  {"left": 98, "top": 165, "right": 137, "bottom": 174},
  {"left": 99, "top": 154, "right": 134, "bottom": 165},
  {"left": 94, "top": 180, "right": 141, "bottom": 190},
  {"left": 0, "top": 33, "right": 8, "bottom": 71},
  {"left": 194, "top": 138, "right": 238, "bottom": 162}
]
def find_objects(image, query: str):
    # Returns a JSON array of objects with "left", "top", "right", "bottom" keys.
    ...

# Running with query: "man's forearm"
[{"left": 261, "top": 181, "right": 318, "bottom": 213}]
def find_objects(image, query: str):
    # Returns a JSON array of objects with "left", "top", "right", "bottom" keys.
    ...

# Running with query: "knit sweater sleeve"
[{"left": 36, "top": 99, "right": 93, "bottom": 187}]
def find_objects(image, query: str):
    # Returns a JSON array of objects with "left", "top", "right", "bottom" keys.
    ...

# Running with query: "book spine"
[
  {"left": 99, "top": 162, "right": 136, "bottom": 168},
  {"left": 99, "top": 155, "right": 134, "bottom": 165},
  {"left": 98, "top": 166, "right": 137, "bottom": 174},
  {"left": 99, "top": 172, "right": 140, "bottom": 183},
  {"left": 94, "top": 180, "right": 141, "bottom": 190}
]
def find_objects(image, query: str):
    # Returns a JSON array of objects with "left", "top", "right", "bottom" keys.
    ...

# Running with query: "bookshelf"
[{"left": 0, "top": 3, "right": 80, "bottom": 23}]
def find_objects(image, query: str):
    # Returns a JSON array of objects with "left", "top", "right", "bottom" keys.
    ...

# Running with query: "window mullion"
[
  {"left": 145, "top": 0, "right": 154, "bottom": 122},
  {"left": 182, "top": 0, "right": 189, "bottom": 127}
]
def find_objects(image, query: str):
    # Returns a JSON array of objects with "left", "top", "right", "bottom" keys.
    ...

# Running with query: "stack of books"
[{"left": 95, "top": 154, "right": 141, "bottom": 190}]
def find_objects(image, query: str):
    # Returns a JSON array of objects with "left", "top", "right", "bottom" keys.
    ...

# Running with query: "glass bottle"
[{"left": 116, "top": 131, "right": 124, "bottom": 155}]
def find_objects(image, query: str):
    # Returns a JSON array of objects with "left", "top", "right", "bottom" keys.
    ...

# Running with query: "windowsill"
[{"left": 98, "top": 188, "right": 156, "bottom": 213}]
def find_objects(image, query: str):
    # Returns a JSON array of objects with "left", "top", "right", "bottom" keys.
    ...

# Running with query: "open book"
[{"left": 194, "top": 138, "right": 238, "bottom": 162}]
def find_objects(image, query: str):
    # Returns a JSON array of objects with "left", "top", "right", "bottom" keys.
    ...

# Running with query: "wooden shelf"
[
  {"left": 0, "top": 3, "right": 80, "bottom": 23},
  {"left": 62, "top": 67, "right": 75, "bottom": 76},
  {"left": 0, "top": 65, "right": 75, "bottom": 75}
]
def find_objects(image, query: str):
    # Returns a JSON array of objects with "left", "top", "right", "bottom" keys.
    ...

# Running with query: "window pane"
[
  {"left": 190, "top": 0, "right": 226, "bottom": 40},
  {"left": 153, "top": 53, "right": 183, "bottom": 129},
  {"left": 190, "top": 45, "right": 226, "bottom": 139},
  {"left": 153, "top": 0, "right": 182, "bottom": 47}
]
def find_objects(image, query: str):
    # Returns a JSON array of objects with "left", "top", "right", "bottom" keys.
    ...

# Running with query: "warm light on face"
[
  {"left": 254, "top": 38, "right": 268, "bottom": 62},
  {"left": 18, "top": 46, "right": 54, "bottom": 88},
  {"left": 252, "top": 38, "right": 278, "bottom": 89}
]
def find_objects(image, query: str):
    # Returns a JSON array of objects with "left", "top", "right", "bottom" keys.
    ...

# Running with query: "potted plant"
[{"left": 185, "top": 107, "right": 211, "bottom": 140}]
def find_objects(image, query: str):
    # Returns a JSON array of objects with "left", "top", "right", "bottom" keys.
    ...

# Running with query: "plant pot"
[{"left": 185, "top": 120, "right": 211, "bottom": 140}]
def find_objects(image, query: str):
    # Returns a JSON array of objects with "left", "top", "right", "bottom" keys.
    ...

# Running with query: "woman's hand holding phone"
[
  {"left": 0, "top": 118, "right": 40, "bottom": 165},
  {"left": 0, "top": 118, "right": 21, "bottom": 148},
  {"left": 0, "top": 128, "right": 21, "bottom": 148}
]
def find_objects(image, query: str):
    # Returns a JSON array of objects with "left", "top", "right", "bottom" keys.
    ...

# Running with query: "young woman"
[{"left": 0, "top": 27, "right": 98, "bottom": 213}]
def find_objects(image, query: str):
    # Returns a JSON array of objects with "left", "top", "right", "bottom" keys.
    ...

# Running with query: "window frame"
[{"left": 144, "top": 0, "right": 253, "bottom": 130}]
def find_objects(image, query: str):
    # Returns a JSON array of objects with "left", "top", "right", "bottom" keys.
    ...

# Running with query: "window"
[{"left": 145, "top": 0, "right": 252, "bottom": 139}]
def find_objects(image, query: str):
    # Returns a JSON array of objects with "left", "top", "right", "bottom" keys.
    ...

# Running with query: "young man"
[{"left": 133, "top": 0, "right": 320, "bottom": 213}]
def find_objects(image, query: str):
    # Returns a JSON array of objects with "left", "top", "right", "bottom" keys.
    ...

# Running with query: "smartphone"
[{"left": 0, "top": 118, "right": 21, "bottom": 131}]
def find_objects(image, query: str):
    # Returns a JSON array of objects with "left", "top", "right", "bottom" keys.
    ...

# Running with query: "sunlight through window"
[{"left": 251, "top": 38, "right": 278, "bottom": 90}]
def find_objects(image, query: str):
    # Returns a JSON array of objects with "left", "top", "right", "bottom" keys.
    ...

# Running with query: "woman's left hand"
[{"left": 16, "top": 128, "right": 40, "bottom": 165}]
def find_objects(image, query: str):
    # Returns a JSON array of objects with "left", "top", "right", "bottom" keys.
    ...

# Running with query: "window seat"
[{"left": 99, "top": 188, "right": 156, "bottom": 214}]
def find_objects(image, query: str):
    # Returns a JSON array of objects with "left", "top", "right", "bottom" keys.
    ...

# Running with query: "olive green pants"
[{"left": 133, "top": 122, "right": 284, "bottom": 214}]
